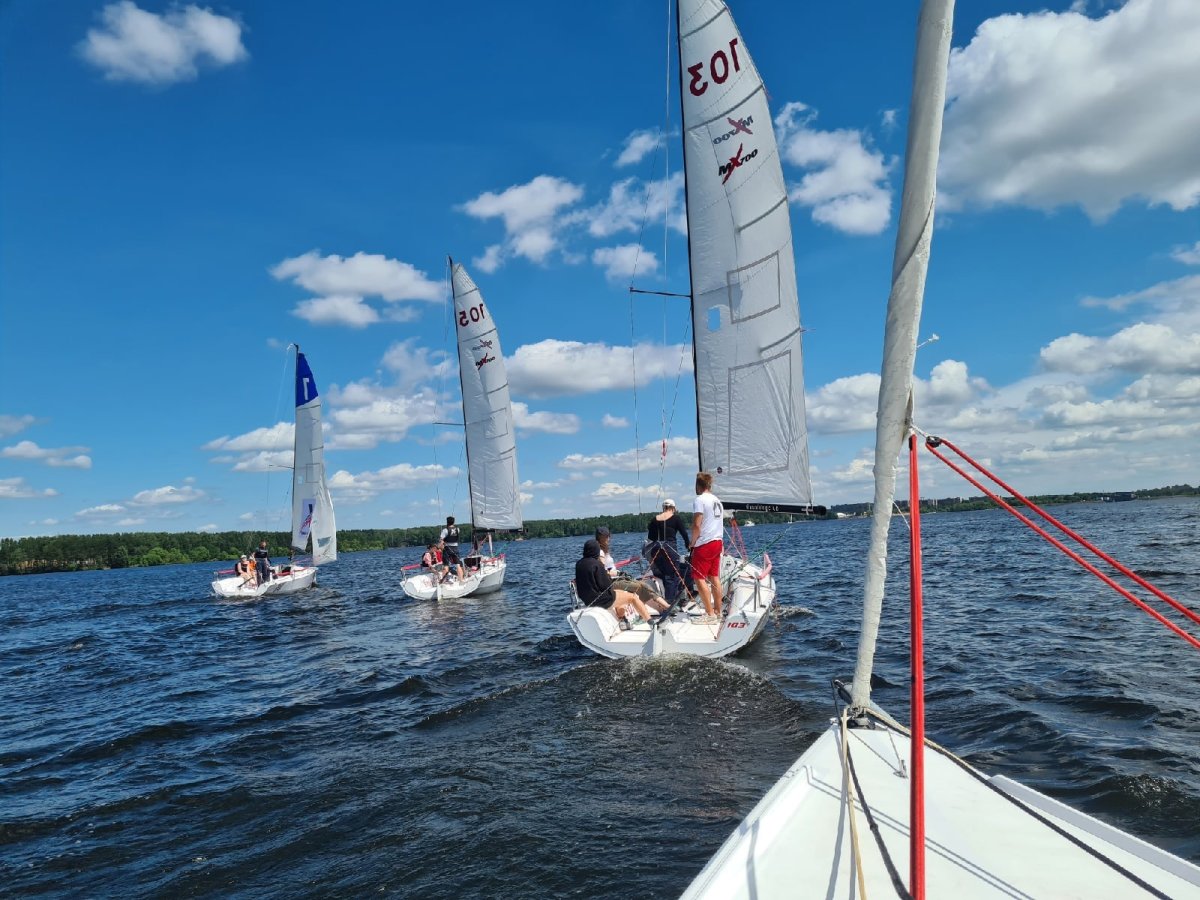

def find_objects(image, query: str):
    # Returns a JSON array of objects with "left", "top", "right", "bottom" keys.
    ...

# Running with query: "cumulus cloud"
[
  {"left": 272, "top": 251, "right": 443, "bottom": 302},
  {"left": 511, "top": 402, "right": 580, "bottom": 435},
  {"left": 592, "top": 244, "right": 658, "bottom": 282},
  {"left": 79, "top": 1, "right": 247, "bottom": 85},
  {"left": 806, "top": 373, "right": 880, "bottom": 434},
  {"left": 292, "top": 295, "right": 380, "bottom": 328},
  {"left": 460, "top": 175, "right": 584, "bottom": 269},
  {"left": 940, "top": 0, "right": 1200, "bottom": 219},
  {"left": 0, "top": 415, "right": 36, "bottom": 438},
  {"left": 328, "top": 463, "right": 458, "bottom": 503},
  {"left": 205, "top": 422, "right": 294, "bottom": 453},
  {"left": 382, "top": 339, "right": 455, "bottom": 391},
  {"left": 775, "top": 102, "right": 892, "bottom": 235},
  {"left": 559, "top": 436, "right": 699, "bottom": 473},
  {"left": 1, "top": 440, "right": 92, "bottom": 469},
  {"left": 131, "top": 485, "right": 206, "bottom": 506},
  {"left": 77, "top": 503, "right": 126, "bottom": 517},
  {"left": 616, "top": 129, "right": 666, "bottom": 168},
  {"left": 1170, "top": 241, "right": 1200, "bottom": 266},
  {"left": 1041, "top": 324, "right": 1200, "bottom": 376},
  {"left": 231, "top": 450, "right": 293, "bottom": 473},
  {"left": 0, "top": 478, "right": 58, "bottom": 499},
  {"left": 579, "top": 173, "right": 686, "bottom": 238},
  {"left": 507, "top": 339, "right": 693, "bottom": 398},
  {"left": 592, "top": 482, "right": 663, "bottom": 501},
  {"left": 602, "top": 414, "right": 629, "bottom": 429}
]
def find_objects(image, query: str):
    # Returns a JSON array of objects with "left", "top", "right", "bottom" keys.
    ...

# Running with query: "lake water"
[{"left": 2, "top": 498, "right": 1198, "bottom": 897}]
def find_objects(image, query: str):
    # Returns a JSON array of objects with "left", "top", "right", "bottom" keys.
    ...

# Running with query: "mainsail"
[
  {"left": 291, "top": 350, "right": 337, "bottom": 564},
  {"left": 451, "top": 261, "right": 522, "bottom": 531},
  {"left": 678, "top": 0, "right": 813, "bottom": 512}
]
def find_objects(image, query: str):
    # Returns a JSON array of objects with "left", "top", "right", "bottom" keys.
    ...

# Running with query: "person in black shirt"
[
  {"left": 575, "top": 539, "right": 655, "bottom": 624},
  {"left": 645, "top": 499, "right": 692, "bottom": 600},
  {"left": 253, "top": 540, "right": 272, "bottom": 584}
]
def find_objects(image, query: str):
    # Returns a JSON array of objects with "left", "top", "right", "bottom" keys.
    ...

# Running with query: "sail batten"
[
  {"left": 678, "top": 0, "right": 813, "bottom": 506},
  {"left": 451, "top": 262, "right": 522, "bottom": 532}
]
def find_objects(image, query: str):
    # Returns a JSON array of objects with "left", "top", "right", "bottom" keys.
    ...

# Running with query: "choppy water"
[{"left": 2, "top": 498, "right": 1199, "bottom": 897}]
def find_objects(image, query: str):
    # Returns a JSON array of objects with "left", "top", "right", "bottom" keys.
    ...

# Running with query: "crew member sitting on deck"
[
  {"left": 595, "top": 526, "right": 668, "bottom": 613},
  {"left": 575, "top": 539, "right": 656, "bottom": 626},
  {"left": 236, "top": 554, "right": 257, "bottom": 587}
]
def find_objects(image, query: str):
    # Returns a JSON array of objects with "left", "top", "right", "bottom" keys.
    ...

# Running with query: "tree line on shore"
[{"left": 2, "top": 484, "right": 1194, "bottom": 576}]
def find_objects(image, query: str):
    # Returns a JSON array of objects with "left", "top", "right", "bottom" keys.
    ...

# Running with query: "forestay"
[
  {"left": 451, "top": 262, "right": 522, "bottom": 531},
  {"left": 291, "top": 351, "right": 337, "bottom": 564},
  {"left": 679, "top": 0, "right": 813, "bottom": 512}
]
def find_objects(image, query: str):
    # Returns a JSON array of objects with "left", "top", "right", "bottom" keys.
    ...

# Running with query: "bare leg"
[
  {"left": 710, "top": 576, "right": 724, "bottom": 617},
  {"left": 616, "top": 588, "right": 654, "bottom": 622},
  {"left": 695, "top": 578, "right": 716, "bottom": 617}
]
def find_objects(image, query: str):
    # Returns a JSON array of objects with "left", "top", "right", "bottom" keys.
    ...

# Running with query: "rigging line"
[
  {"left": 266, "top": 344, "right": 295, "bottom": 535},
  {"left": 630, "top": 289, "right": 644, "bottom": 515},
  {"left": 844, "top": 726, "right": 913, "bottom": 900},
  {"left": 839, "top": 708, "right": 871, "bottom": 900},
  {"left": 861, "top": 711, "right": 1175, "bottom": 900},
  {"left": 924, "top": 441, "right": 1200, "bottom": 651}
]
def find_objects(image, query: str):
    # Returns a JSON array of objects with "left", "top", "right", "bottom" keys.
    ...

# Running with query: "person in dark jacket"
[
  {"left": 253, "top": 540, "right": 272, "bottom": 584},
  {"left": 575, "top": 539, "right": 655, "bottom": 624},
  {"left": 645, "top": 499, "right": 693, "bottom": 601}
]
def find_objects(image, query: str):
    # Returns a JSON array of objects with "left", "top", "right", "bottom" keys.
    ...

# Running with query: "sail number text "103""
[
  {"left": 458, "top": 303, "right": 488, "bottom": 328},
  {"left": 687, "top": 38, "right": 741, "bottom": 97}
]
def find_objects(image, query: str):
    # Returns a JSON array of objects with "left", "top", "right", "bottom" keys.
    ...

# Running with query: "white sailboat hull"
[
  {"left": 401, "top": 571, "right": 482, "bottom": 601},
  {"left": 211, "top": 566, "right": 317, "bottom": 599},
  {"left": 567, "top": 554, "right": 774, "bottom": 659},
  {"left": 471, "top": 557, "right": 506, "bottom": 594},
  {"left": 683, "top": 715, "right": 1200, "bottom": 899}
]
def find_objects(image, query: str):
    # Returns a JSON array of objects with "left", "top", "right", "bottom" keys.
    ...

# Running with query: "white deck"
[{"left": 683, "top": 720, "right": 1200, "bottom": 899}]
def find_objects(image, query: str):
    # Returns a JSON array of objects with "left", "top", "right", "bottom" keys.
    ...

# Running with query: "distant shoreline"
[{"left": 2, "top": 487, "right": 1195, "bottom": 577}]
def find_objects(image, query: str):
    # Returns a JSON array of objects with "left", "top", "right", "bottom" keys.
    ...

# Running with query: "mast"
[
  {"left": 675, "top": 0, "right": 703, "bottom": 472},
  {"left": 449, "top": 255, "right": 477, "bottom": 534},
  {"left": 850, "top": 0, "right": 955, "bottom": 710}
]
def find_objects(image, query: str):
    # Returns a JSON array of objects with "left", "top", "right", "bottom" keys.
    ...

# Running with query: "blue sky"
[{"left": 2, "top": 0, "right": 1198, "bottom": 538}]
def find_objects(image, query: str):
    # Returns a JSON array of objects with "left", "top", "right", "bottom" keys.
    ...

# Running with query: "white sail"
[
  {"left": 850, "top": 0, "right": 952, "bottom": 709},
  {"left": 678, "top": 0, "right": 813, "bottom": 512},
  {"left": 451, "top": 261, "right": 522, "bottom": 531},
  {"left": 291, "top": 350, "right": 337, "bottom": 564}
]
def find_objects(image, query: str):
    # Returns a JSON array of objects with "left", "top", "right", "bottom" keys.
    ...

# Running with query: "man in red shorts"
[{"left": 690, "top": 471, "right": 724, "bottom": 622}]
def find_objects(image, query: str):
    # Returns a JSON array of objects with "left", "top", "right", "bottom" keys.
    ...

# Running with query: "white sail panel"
[
  {"left": 452, "top": 263, "right": 522, "bottom": 531},
  {"left": 678, "top": 0, "right": 813, "bottom": 510},
  {"left": 292, "top": 351, "right": 337, "bottom": 564}
]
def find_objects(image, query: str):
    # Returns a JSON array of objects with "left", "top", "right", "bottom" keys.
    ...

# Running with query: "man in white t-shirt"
[{"left": 691, "top": 471, "right": 724, "bottom": 621}]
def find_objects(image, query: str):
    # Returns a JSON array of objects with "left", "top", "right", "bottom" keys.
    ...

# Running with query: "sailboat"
[
  {"left": 400, "top": 260, "right": 520, "bottom": 601},
  {"left": 567, "top": 0, "right": 821, "bottom": 659},
  {"left": 212, "top": 348, "right": 337, "bottom": 598},
  {"left": 682, "top": 2, "right": 1200, "bottom": 897}
]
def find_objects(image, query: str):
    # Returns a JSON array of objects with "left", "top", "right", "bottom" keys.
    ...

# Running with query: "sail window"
[
  {"left": 725, "top": 351, "right": 794, "bottom": 474},
  {"left": 727, "top": 252, "right": 781, "bottom": 323}
]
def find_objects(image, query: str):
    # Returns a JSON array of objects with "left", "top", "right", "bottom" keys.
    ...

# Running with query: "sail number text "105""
[
  {"left": 458, "top": 302, "right": 488, "bottom": 329},
  {"left": 687, "top": 38, "right": 741, "bottom": 97}
]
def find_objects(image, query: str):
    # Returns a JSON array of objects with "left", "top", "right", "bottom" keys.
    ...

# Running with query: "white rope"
[{"left": 839, "top": 707, "right": 870, "bottom": 900}]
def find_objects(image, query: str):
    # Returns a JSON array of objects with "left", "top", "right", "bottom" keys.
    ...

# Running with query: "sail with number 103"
[{"left": 680, "top": 0, "right": 815, "bottom": 516}]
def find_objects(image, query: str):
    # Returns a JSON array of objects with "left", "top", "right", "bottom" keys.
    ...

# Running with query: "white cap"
[{"left": 662, "top": 498, "right": 675, "bottom": 508}]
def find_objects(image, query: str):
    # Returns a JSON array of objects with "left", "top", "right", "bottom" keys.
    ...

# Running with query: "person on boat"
[
  {"left": 691, "top": 472, "right": 724, "bottom": 623},
  {"left": 463, "top": 531, "right": 484, "bottom": 572},
  {"left": 420, "top": 542, "right": 445, "bottom": 580},
  {"left": 645, "top": 498, "right": 693, "bottom": 602},
  {"left": 253, "top": 540, "right": 272, "bottom": 584},
  {"left": 436, "top": 537, "right": 465, "bottom": 582},
  {"left": 575, "top": 538, "right": 656, "bottom": 625},
  {"left": 440, "top": 516, "right": 463, "bottom": 575},
  {"left": 236, "top": 554, "right": 257, "bottom": 587},
  {"left": 595, "top": 526, "right": 668, "bottom": 613}
]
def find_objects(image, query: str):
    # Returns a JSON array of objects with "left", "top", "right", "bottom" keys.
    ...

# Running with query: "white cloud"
[
  {"left": 231, "top": 450, "right": 293, "bottom": 473},
  {"left": 559, "top": 436, "right": 699, "bottom": 473},
  {"left": 1041, "top": 323, "right": 1200, "bottom": 376},
  {"left": 1, "top": 440, "right": 92, "bottom": 469},
  {"left": 580, "top": 173, "right": 686, "bottom": 238},
  {"left": 881, "top": 109, "right": 898, "bottom": 132},
  {"left": 131, "top": 485, "right": 206, "bottom": 506},
  {"left": 616, "top": 129, "right": 665, "bottom": 167},
  {"left": 382, "top": 339, "right": 455, "bottom": 391},
  {"left": 460, "top": 175, "right": 584, "bottom": 268},
  {"left": 272, "top": 251, "right": 443, "bottom": 302},
  {"left": 328, "top": 463, "right": 459, "bottom": 503},
  {"left": 116, "top": 517, "right": 147, "bottom": 526},
  {"left": 592, "top": 244, "right": 658, "bottom": 282},
  {"left": 602, "top": 414, "right": 629, "bottom": 429},
  {"left": 507, "top": 339, "right": 693, "bottom": 398},
  {"left": 205, "top": 422, "right": 293, "bottom": 453},
  {"left": 0, "top": 478, "right": 58, "bottom": 499},
  {"left": 1170, "top": 241, "right": 1200, "bottom": 266},
  {"left": 196, "top": 523, "right": 219, "bottom": 533},
  {"left": 0, "top": 415, "right": 35, "bottom": 438},
  {"left": 76, "top": 503, "right": 126, "bottom": 517},
  {"left": 326, "top": 382, "right": 447, "bottom": 447},
  {"left": 775, "top": 102, "right": 892, "bottom": 235},
  {"left": 940, "top": 0, "right": 1200, "bottom": 219},
  {"left": 292, "top": 295, "right": 380, "bottom": 328},
  {"left": 806, "top": 373, "right": 880, "bottom": 434},
  {"left": 473, "top": 244, "right": 505, "bottom": 274},
  {"left": 79, "top": 1, "right": 247, "bottom": 85},
  {"left": 511, "top": 402, "right": 580, "bottom": 435},
  {"left": 592, "top": 482, "right": 663, "bottom": 500}
]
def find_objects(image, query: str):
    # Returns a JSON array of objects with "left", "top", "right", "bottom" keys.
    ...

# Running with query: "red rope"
[
  {"left": 924, "top": 438, "right": 1200, "bottom": 651},
  {"left": 908, "top": 434, "right": 927, "bottom": 900}
]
